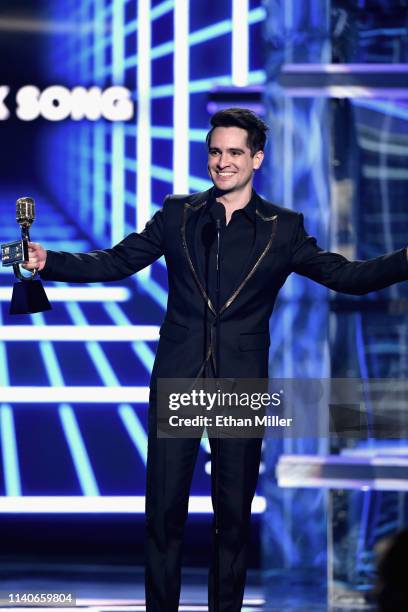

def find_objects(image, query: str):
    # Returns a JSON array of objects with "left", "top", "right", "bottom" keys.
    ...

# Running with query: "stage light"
[
  {"left": 0, "top": 286, "right": 131, "bottom": 301},
  {"left": 0, "top": 387, "right": 150, "bottom": 403},
  {"left": 92, "top": 124, "right": 107, "bottom": 238},
  {"left": 111, "top": 0, "right": 125, "bottom": 246},
  {"left": 0, "top": 404, "right": 21, "bottom": 496},
  {"left": 59, "top": 403, "right": 100, "bottom": 495},
  {"left": 118, "top": 404, "right": 148, "bottom": 465},
  {"left": 112, "top": 121, "right": 125, "bottom": 244},
  {"left": 232, "top": 0, "right": 249, "bottom": 87},
  {"left": 0, "top": 326, "right": 160, "bottom": 341},
  {"left": 151, "top": 0, "right": 174, "bottom": 20},
  {"left": 102, "top": 303, "right": 156, "bottom": 373},
  {"left": 136, "top": 0, "right": 152, "bottom": 236},
  {"left": 0, "top": 495, "right": 266, "bottom": 514},
  {"left": 173, "top": 0, "right": 189, "bottom": 193},
  {"left": 136, "top": 276, "right": 168, "bottom": 310}
]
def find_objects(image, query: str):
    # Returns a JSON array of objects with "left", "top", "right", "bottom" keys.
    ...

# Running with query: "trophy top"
[{"left": 16, "top": 196, "right": 35, "bottom": 228}]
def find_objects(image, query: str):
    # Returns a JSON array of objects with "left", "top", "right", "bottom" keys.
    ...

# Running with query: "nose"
[{"left": 216, "top": 153, "right": 230, "bottom": 168}]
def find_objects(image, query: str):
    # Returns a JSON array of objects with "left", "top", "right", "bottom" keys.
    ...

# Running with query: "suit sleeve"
[
  {"left": 39, "top": 207, "right": 164, "bottom": 283},
  {"left": 291, "top": 213, "right": 408, "bottom": 295}
]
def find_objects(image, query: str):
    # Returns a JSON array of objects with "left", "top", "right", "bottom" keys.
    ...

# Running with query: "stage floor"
[{"left": 0, "top": 563, "right": 377, "bottom": 610}]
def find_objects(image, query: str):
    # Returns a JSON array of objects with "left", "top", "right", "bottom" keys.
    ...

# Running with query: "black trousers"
[{"left": 144, "top": 395, "right": 262, "bottom": 612}]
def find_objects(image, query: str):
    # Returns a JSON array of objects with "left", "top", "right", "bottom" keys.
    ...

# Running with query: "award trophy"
[{"left": 1, "top": 197, "right": 51, "bottom": 315}]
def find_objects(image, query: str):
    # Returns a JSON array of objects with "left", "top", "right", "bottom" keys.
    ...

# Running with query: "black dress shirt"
[{"left": 196, "top": 191, "right": 256, "bottom": 309}]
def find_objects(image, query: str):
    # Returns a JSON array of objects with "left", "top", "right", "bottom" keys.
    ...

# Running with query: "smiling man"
[
  {"left": 207, "top": 120, "right": 264, "bottom": 223},
  {"left": 24, "top": 108, "right": 408, "bottom": 612}
]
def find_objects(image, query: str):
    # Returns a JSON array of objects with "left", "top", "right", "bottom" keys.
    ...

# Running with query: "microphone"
[
  {"left": 16, "top": 197, "right": 35, "bottom": 241},
  {"left": 201, "top": 203, "right": 225, "bottom": 250},
  {"left": 210, "top": 201, "right": 226, "bottom": 228},
  {"left": 211, "top": 202, "right": 225, "bottom": 305},
  {"left": 16, "top": 197, "right": 35, "bottom": 229},
  {"left": 211, "top": 202, "right": 225, "bottom": 319},
  {"left": 210, "top": 201, "right": 225, "bottom": 612}
]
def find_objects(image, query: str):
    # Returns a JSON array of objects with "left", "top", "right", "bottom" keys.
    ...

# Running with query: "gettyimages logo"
[
  {"left": 157, "top": 378, "right": 408, "bottom": 439},
  {"left": 0, "top": 85, "right": 134, "bottom": 121}
]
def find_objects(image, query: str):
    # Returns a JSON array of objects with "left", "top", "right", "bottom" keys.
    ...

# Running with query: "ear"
[{"left": 253, "top": 150, "right": 264, "bottom": 170}]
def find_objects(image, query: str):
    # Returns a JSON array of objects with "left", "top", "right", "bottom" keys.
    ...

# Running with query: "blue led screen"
[{"left": 0, "top": 0, "right": 266, "bottom": 513}]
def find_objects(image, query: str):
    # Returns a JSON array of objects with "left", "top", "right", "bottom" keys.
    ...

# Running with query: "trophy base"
[{"left": 10, "top": 280, "right": 52, "bottom": 315}]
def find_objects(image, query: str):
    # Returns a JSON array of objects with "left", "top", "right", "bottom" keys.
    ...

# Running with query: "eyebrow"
[{"left": 209, "top": 147, "right": 245, "bottom": 153}]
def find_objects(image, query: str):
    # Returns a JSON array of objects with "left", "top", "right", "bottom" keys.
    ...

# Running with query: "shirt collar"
[{"left": 205, "top": 188, "right": 257, "bottom": 223}]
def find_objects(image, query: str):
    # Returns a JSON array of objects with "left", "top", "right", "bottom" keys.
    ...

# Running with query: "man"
[{"left": 24, "top": 108, "right": 408, "bottom": 611}]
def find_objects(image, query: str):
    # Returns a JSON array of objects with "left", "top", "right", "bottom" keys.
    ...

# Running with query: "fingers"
[
  {"left": 28, "top": 242, "right": 41, "bottom": 252},
  {"left": 22, "top": 242, "right": 43, "bottom": 270},
  {"left": 21, "top": 260, "right": 38, "bottom": 270}
]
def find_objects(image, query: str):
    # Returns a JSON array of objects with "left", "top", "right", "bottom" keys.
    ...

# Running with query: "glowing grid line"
[
  {"left": 172, "top": 0, "right": 190, "bottom": 193},
  {"left": 93, "top": 0, "right": 105, "bottom": 86},
  {"left": 150, "top": 0, "right": 174, "bottom": 20},
  {"left": 102, "top": 301, "right": 156, "bottom": 373},
  {"left": 118, "top": 404, "right": 148, "bottom": 466},
  {"left": 0, "top": 494, "right": 266, "bottom": 514},
  {"left": 0, "top": 287, "right": 132, "bottom": 302},
  {"left": 0, "top": 388, "right": 150, "bottom": 403},
  {"left": 123, "top": 6, "right": 266, "bottom": 63},
  {"left": 135, "top": 275, "right": 168, "bottom": 310},
  {"left": 111, "top": 0, "right": 125, "bottom": 245},
  {"left": 136, "top": 0, "right": 152, "bottom": 235},
  {"left": 147, "top": 127, "right": 207, "bottom": 141},
  {"left": 59, "top": 404, "right": 100, "bottom": 496},
  {"left": 65, "top": 302, "right": 121, "bottom": 386},
  {"left": 0, "top": 326, "right": 160, "bottom": 342},
  {"left": 122, "top": 0, "right": 175, "bottom": 38},
  {"left": 72, "top": 146, "right": 212, "bottom": 191},
  {"left": 31, "top": 313, "right": 65, "bottom": 387},
  {"left": 112, "top": 123, "right": 125, "bottom": 244},
  {"left": 30, "top": 312, "right": 100, "bottom": 496},
  {"left": 93, "top": 125, "right": 107, "bottom": 239},
  {"left": 232, "top": 0, "right": 249, "bottom": 86},
  {"left": 0, "top": 404, "right": 22, "bottom": 496},
  {"left": 0, "top": 306, "right": 9, "bottom": 386},
  {"left": 113, "top": 0, "right": 125, "bottom": 82},
  {"left": 150, "top": 70, "right": 266, "bottom": 98},
  {"left": 66, "top": 300, "right": 149, "bottom": 466}
]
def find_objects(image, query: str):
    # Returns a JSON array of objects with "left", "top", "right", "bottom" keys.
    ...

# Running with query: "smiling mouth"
[{"left": 216, "top": 172, "right": 235, "bottom": 177}]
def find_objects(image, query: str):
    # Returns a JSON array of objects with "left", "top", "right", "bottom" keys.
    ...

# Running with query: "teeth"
[{"left": 218, "top": 172, "right": 234, "bottom": 176}]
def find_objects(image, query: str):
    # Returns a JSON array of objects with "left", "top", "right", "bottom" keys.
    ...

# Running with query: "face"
[{"left": 207, "top": 126, "right": 264, "bottom": 195}]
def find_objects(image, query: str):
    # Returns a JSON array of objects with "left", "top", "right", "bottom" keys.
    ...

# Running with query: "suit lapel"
[
  {"left": 219, "top": 197, "right": 278, "bottom": 315},
  {"left": 180, "top": 190, "right": 278, "bottom": 317},
  {"left": 180, "top": 190, "right": 216, "bottom": 315}
]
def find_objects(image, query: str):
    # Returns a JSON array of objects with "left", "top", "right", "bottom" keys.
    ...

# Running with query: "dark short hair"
[{"left": 206, "top": 107, "right": 269, "bottom": 156}]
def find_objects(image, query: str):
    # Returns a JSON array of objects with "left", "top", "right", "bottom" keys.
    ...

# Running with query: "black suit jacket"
[{"left": 40, "top": 188, "right": 408, "bottom": 381}]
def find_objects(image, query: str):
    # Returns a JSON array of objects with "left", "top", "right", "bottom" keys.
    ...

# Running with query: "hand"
[{"left": 22, "top": 242, "right": 47, "bottom": 272}]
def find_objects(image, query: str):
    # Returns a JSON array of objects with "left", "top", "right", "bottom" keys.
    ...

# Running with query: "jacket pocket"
[
  {"left": 159, "top": 319, "right": 189, "bottom": 343},
  {"left": 239, "top": 331, "right": 270, "bottom": 351}
]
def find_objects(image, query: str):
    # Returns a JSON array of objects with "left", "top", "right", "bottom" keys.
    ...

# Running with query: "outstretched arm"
[
  {"left": 291, "top": 213, "right": 408, "bottom": 295},
  {"left": 23, "top": 208, "right": 165, "bottom": 283}
]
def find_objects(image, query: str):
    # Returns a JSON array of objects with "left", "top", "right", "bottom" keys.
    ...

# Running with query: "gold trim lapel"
[
  {"left": 219, "top": 210, "right": 278, "bottom": 315},
  {"left": 180, "top": 194, "right": 278, "bottom": 317},
  {"left": 180, "top": 201, "right": 216, "bottom": 315}
]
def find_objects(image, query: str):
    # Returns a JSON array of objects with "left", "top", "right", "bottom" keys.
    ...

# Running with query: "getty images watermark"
[
  {"left": 166, "top": 386, "right": 290, "bottom": 431},
  {"left": 156, "top": 378, "right": 408, "bottom": 439}
]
